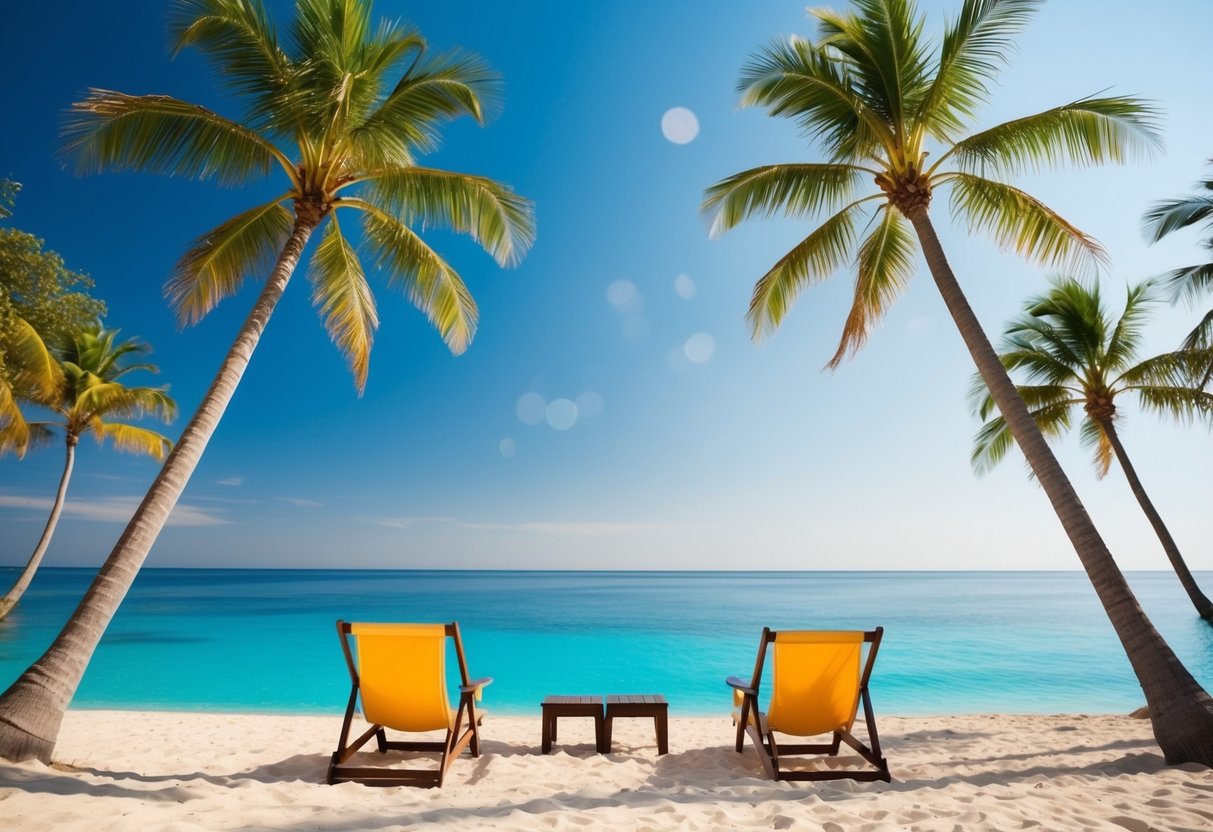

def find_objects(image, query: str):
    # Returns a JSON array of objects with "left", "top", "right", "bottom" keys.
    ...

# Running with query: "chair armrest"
[
  {"left": 726, "top": 676, "right": 757, "bottom": 697},
  {"left": 460, "top": 677, "right": 493, "bottom": 694}
]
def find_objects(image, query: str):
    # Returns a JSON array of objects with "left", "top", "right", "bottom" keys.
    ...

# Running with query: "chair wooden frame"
[
  {"left": 327, "top": 620, "right": 492, "bottom": 788},
  {"left": 726, "top": 627, "right": 889, "bottom": 782}
]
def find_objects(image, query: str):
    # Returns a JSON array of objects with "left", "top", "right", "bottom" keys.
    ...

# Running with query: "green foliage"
[
  {"left": 63, "top": 0, "right": 535, "bottom": 393},
  {"left": 0, "top": 226, "right": 108, "bottom": 398},
  {"left": 703, "top": 0, "right": 1159, "bottom": 366},
  {"left": 1143, "top": 161, "right": 1213, "bottom": 351},
  {"left": 0, "top": 179, "right": 19, "bottom": 219},
  {"left": 970, "top": 277, "right": 1213, "bottom": 477}
]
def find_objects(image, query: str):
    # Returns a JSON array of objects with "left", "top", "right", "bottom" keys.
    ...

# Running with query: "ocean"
[{"left": 1, "top": 569, "right": 1210, "bottom": 715}]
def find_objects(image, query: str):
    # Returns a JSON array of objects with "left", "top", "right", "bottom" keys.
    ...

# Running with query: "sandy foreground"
[{"left": 1, "top": 710, "right": 1211, "bottom": 831}]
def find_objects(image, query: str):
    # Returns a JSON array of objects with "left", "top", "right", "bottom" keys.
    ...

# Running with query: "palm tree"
[
  {"left": 702, "top": 0, "right": 1213, "bottom": 764},
  {"left": 0, "top": 323, "right": 176, "bottom": 621},
  {"left": 0, "top": 318, "right": 60, "bottom": 460},
  {"left": 970, "top": 277, "right": 1213, "bottom": 620},
  {"left": 0, "top": 0, "right": 534, "bottom": 762},
  {"left": 1143, "top": 162, "right": 1213, "bottom": 373}
]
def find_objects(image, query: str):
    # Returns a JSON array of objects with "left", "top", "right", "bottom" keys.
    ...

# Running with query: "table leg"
[
  {"left": 656, "top": 710, "right": 669, "bottom": 755},
  {"left": 595, "top": 713, "right": 607, "bottom": 754},
  {"left": 541, "top": 710, "right": 551, "bottom": 754}
]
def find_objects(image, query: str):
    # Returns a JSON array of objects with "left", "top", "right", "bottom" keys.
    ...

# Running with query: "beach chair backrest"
[
  {"left": 767, "top": 630, "right": 864, "bottom": 736},
  {"left": 350, "top": 623, "right": 453, "bottom": 732}
]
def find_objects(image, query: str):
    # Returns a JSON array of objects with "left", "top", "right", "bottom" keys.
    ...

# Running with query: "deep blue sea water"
[{"left": 1, "top": 569, "right": 1210, "bottom": 716}]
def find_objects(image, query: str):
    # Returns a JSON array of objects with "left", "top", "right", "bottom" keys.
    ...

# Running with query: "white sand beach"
[{"left": 1, "top": 710, "right": 1210, "bottom": 831}]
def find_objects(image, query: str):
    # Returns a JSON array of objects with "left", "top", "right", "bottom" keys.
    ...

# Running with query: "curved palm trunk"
[
  {"left": 906, "top": 207, "right": 1213, "bottom": 766},
  {"left": 1097, "top": 417, "right": 1213, "bottom": 622},
  {"left": 0, "top": 437, "right": 77, "bottom": 621},
  {"left": 0, "top": 219, "right": 317, "bottom": 762}
]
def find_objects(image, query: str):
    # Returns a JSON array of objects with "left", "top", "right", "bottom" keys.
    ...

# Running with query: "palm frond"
[
  {"left": 95, "top": 422, "right": 174, "bottom": 460},
  {"left": 946, "top": 173, "right": 1107, "bottom": 274},
  {"left": 169, "top": 0, "right": 295, "bottom": 128},
  {"left": 351, "top": 199, "right": 478, "bottom": 355},
  {"left": 701, "top": 163, "right": 865, "bottom": 238},
  {"left": 971, "top": 396, "right": 1072, "bottom": 474},
  {"left": 1022, "top": 276, "right": 1109, "bottom": 371},
  {"left": 309, "top": 214, "right": 377, "bottom": 391},
  {"left": 919, "top": 0, "right": 1041, "bottom": 140},
  {"left": 828, "top": 206, "right": 917, "bottom": 368},
  {"left": 1157, "top": 263, "right": 1213, "bottom": 307},
  {"left": 62, "top": 90, "right": 296, "bottom": 186},
  {"left": 811, "top": 0, "right": 933, "bottom": 140},
  {"left": 1180, "top": 310, "right": 1213, "bottom": 357},
  {"left": 738, "top": 36, "right": 893, "bottom": 162},
  {"left": 365, "top": 168, "right": 535, "bottom": 268},
  {"left": 1142, "top": 192, "right": 1213, "bottom": 243},
  {"left": 347, "top": 49, "right": 500, "bottom": 167},
  {"left": 1104, "top": 280, "right": 1157, "bottom": 373},
  {"left": 166, "top": 197, "right": 295, "bottom": 324},
  {"left": 940, "top": 95, "right": 1162, "bottom": 177},
  {"left": 1078, "top": 415, "right": 1115, "bottom": 478},
  {"left": 0, "top": 383, "right": 31, "bottom": 458},
  {"left": 746, "top": 198, "right": 876, "bottom": 340},
  {"left": 2, "top": 317, "right": 63, "bottom": 403},
  {"left": 74, "top": 382, "right": 177, "bottom": 425}
]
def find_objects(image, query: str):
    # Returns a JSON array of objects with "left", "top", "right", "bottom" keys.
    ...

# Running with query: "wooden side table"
[
  {"left": 541, "top": 695, "right": 605, "bottom": 754},
  {"left": 604, "top": 694, "right": 669, "bottom": 754}
]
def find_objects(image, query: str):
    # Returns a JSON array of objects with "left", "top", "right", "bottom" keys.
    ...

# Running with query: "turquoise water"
[{"left": 1, "top": 569, "right": 1211, "bottom": 715}]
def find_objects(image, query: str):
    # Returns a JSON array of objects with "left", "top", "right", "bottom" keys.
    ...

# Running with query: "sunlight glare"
[
  {"left": 662, "top": 107, "right": 699, "bottom": 144},
  {"left": 545, "top": 398, "right": 579, "bottom": 430}
]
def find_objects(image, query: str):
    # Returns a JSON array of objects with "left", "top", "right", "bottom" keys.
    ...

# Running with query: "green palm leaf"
[
  {"left": 738, "top": 36, "right": 893, "bottom": 162},
  {"left": 971, "top": 395, "right": 1072, "bottom": 474},
  {"left": 352, "top": 199, "right": 478, "bottom": 355},
  {"left": 62, "top": 90, "right": 296, "bottom": 186},
  {"left": 169, "top": 0, "right": 294, "bottom": 128},
  {"left": 746, "top": 198, "right": 877, "bottom": 339},
  {"left": 919, "top": 0, "right": 1041, "bottom": 140},
  {"left": 309, "top": 214, "right": 377, "bottom": 391},
  {"left": 75, "top": 382, "right": 176, "bottom": 424},
  {"left": 1142, "top": 192, "right": 1213, "bottom": 243},
  {"left": 347, "top": 49, "right": 499, "bottom": 167},
  {"left": 166, "top": 197, "right": 295, "bottom": 324},
  {"left": 946, "top": 173, "right": 1106, "bottom": 273},
  {"left": 1077, "top": 415, "right": 1115, "bottom": 478},
  {"left": 941, "top": 96, "right": 1162, "bottom": 176},
  {"left": 829, "top": 206, "right": 917, "bottom": 368},
  {"left": 95, "top": 423, "right": 174, "bottom": 460},
  {"left": 811, "top": 0, "right": 933, "bottom": 137},
  {"left": 701, "top": 164, "right": 865, "bottom": 238},
  {"left": 366, "top": 168, "right": 536, "bottom": 268}
]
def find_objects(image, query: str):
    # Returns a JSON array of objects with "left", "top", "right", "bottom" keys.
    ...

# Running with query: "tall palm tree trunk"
[
  {"left": 0, "top": 218, "right": 317, "bottom": 763},
  {"left": 0, "top": 437, "right": 78, "bottom": 621},
  {"left": 1097, "top": 416, "right": 1213, "bottom": 622},
  {"left": 906, "top": 207, "right": 1213, "bottom": 766}
]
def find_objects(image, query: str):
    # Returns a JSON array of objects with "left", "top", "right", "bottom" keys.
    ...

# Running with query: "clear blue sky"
[{"left": 1, "top": 0, "right": 1210, "bottom": 570}]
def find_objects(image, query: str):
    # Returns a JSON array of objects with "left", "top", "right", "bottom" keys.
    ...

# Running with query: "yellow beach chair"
[
  {"left": 327, "top": 620, "right": 491, "bottom": 787},
  {"left": 727, "top": 627, "right": 889, "bottom": 782}
]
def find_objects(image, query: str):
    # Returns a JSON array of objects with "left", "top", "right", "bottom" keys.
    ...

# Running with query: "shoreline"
[{"left": 2, "top": 709, "right": 1209, "bottom": 831}]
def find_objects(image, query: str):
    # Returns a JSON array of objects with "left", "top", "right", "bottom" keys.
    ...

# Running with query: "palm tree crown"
[
  {"left": 29, "top": 323, "right": 176, "bottom": 457},
  {"left": 703, "top": 0, "right": 1159, "bottom": 364},
  {"left": 970, "top": 277, "right": 1213, "bottom": 474},
  {"left": 63, "top": 0, "right": 535, "bottom": 391}
]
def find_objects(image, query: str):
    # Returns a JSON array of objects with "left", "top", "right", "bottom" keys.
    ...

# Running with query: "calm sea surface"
[{"left": 1, "top": 569, "right": 1210, "bottom": 715}]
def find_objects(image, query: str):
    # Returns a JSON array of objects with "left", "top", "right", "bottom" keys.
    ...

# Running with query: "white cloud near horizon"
[
  {"left": 277, "top": 497, "right": 324, "bottom": 508},
  {"left": 378, "top": 516, "right": 454, "bottom": 529},
  {"left": 459, "top": 521, "right": 674, "bottom": 536},
  {"left": 0, "top": 495, "right": 228, "bottom": 527},
  {"left": 216, "top": 477, "right": 244, "bottom": 487}
]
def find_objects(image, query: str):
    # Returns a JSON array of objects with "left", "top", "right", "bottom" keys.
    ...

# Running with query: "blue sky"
[{"left": 1, "top": 0, "right": 1210, "bottom": 571}]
